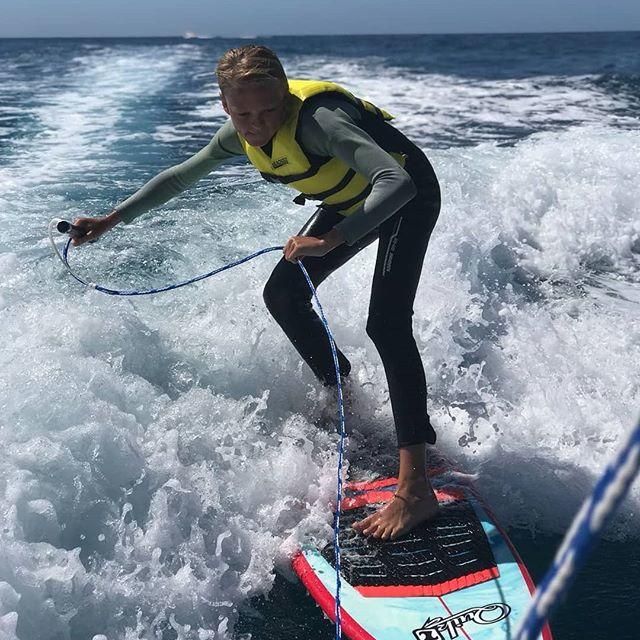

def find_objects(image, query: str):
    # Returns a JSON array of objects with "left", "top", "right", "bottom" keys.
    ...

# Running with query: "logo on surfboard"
[{"left": 412, "top": 603, "right": 511, "bottom": 640}]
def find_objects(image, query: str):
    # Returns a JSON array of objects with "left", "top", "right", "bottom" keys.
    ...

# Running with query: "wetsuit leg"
[
  {"left": 366, "top": 153, "right": 441, "bottom": 446},
  {"left": 263, "top": 209, "right": 377, "bottom": 385}
]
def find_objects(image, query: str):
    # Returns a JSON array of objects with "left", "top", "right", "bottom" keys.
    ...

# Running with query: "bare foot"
[{"left": 352, "top": 488, "right": 439, "bottom": 541}]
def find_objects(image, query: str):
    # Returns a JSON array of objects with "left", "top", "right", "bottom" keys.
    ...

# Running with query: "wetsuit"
[{"left": 113, "top": 91, "right": 441, "bottom": 447}]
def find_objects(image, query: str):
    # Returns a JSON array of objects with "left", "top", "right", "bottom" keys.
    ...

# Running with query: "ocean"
[{"left": 0, "top": 32, "right": 638, "bottom": 639}]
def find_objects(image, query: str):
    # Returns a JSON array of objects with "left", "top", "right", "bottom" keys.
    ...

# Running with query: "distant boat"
[{"left": 182, "top": 31, "right": 211, "bottom": 40}]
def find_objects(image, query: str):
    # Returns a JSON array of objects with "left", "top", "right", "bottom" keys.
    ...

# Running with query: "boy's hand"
[
  {"left": 71, "top": 211, "right": 121, "bottom": 246},
  {"left": 283, "top": 228, "right": 343, "bottom": 262}
]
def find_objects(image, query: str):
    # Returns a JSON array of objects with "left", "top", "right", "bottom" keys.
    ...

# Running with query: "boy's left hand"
[{"left": 283, "top": 228, "right": 344, "bottom": 262}]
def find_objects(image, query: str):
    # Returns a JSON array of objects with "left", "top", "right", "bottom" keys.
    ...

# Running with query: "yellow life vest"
[{"left": 238, "top": 79, "right": 406, "bottom": 215}]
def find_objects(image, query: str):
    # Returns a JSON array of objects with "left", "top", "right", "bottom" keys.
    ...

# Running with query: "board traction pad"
[{"left": 321, "top": 483, "right": 499, "bottom": 597}]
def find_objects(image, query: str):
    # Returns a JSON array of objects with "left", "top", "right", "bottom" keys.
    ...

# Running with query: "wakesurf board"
[{"left": 293, "top": 458, "right": 553, "bottom": 640}]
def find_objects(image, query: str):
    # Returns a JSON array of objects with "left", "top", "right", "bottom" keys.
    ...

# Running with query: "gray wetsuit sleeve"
[
  {"left": 114, "top": 120, "right": 245, "bottom": 224},
  {"left": 299, "top": 98, "right": 416, "bottom": 246}
]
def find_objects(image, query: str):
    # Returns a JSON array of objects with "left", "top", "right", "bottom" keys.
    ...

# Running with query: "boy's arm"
[
  {"left": 299, "top": 99, "right": 417, "bottom": 246},
  {"left": 114, "top": 119, "right": 245, "bottom": 224},
  {"left": 72, "top": 121, "right": 244, "bottom": 245}
]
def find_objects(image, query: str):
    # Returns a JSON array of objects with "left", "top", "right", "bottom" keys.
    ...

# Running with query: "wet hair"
[{"left": 216, "top": 45, "right": 287, "bottom": 93}]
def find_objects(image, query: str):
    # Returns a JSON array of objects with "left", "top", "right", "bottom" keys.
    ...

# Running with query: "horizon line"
[{"left": 1, "top": 29, "right": 639, "bottom": 39}]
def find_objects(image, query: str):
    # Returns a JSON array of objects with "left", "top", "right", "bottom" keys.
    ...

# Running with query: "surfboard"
[{"left": 292, "top": 459, "right": 554, "bottom": 640}]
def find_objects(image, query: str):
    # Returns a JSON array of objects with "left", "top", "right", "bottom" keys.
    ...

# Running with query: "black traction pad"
[{"left": 321, "top": 494, "right": 499, "bottom": 596}]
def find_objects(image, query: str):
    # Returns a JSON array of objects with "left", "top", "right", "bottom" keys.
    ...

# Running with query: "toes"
[
  {"left": 362, "top": 515, "right": 385, "bottom": 537},
  {"left": 388, "top": 525, "right": 403, "bottom": 541},
  {"left": 362, "top": 521, "right": 381, "bottom": 537},
  {"left": 353, "top": 513, "right": 376, "bottom": 532}
]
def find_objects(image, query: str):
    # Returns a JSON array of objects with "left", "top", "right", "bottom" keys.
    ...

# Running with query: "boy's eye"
[{"left": 237, "top": 108, "right": 276, "bottom": 117}]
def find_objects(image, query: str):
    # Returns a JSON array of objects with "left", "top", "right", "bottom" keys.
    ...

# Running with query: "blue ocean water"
[{"left": 0, "top": 32, "right": 639, "bottom": 639}]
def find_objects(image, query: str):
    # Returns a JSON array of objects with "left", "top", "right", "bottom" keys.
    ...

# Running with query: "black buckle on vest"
[{"left": 293, "top": 194, "right": 307, "bottom": 206}]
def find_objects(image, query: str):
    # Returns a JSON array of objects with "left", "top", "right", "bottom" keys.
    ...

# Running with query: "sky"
[{"left": 1, "top": 0, "right": 640, "bottom": 38}]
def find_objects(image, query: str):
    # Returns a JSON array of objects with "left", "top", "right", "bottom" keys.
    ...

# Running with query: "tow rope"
[{"left": 49, "top": 218, "right": 347, "bottom": 639}]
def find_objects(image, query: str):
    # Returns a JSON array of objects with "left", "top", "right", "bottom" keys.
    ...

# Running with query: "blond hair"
[{"left": 216, "top": 45, "right": 287, "bottom": 93}]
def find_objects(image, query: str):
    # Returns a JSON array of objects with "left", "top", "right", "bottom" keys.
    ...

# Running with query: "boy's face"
[{"left": 221, "top": 81, "right": 289, "bottom": 148}]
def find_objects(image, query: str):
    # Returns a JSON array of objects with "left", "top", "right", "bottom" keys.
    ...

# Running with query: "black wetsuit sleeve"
[
  {"left": 114, "top": 119, "right": 245, "bottom": 224},
  {"left": 298, "top": 98, "right": 417, "bottom": 245}
]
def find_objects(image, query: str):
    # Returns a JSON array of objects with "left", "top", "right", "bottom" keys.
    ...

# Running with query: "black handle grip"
[{"left": 56, "top": 220, "right": 85, "bottom": 238}]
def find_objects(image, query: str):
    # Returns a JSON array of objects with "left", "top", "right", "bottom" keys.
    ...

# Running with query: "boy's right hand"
[{"left": 71, "top": 211, "right": 122, "bottom": 246}]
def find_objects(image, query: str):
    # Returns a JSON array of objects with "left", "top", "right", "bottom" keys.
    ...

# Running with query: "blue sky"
[{"left": 2, "top": 0, "right": 640, "bottom": 37}]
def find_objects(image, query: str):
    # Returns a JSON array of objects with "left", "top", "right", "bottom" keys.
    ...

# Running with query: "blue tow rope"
[
  {"left": 298, "top": 260, "right": 347, "bottom": 639},
  {"left": 49, "top": 222, "right": 347, "bottom": 639},
  {"left": 515, "top": 418, "right": 640, "bottom": 640}
]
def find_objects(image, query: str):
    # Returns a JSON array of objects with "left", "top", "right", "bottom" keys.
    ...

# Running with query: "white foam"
[
  {"left": 0, "top": 43, "right": 204, "bottom": 244},
  {"left": 413, "top": 126, "right": 640, "bottom": 536},
  {"left": 283, "top": 57, "right": 637, "bottom": 146}
]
